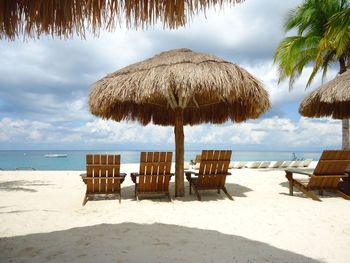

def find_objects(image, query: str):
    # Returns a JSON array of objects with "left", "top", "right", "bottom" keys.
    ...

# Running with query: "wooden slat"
[
  {"left": 197, "top": 150, "right": 232, "bottom": 188},
  {"left": 83, "top": 154, "right": 122, "bottom": 194},
  {"left": 86, "top": 154, "right": 94, "bottom": 192},
  {"left": 136, "top": 151, "right": 173, "bottom": 195}
]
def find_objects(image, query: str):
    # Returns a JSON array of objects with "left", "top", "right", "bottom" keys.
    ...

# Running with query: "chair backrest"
[
  {"left": 308, "top": 175, "right": 343, "bottom": 190},
  {"left": 138, "top": 152, "right": 173, "bottom": 193},
  {"left": 86, "top": 154, "right": 121, "bottom": 193},
  {"left": 197, "top": 150, "right": 232, "bottom": 188},
  {"left": 313, "top": 150, "right": 350, "bottom": 175}
]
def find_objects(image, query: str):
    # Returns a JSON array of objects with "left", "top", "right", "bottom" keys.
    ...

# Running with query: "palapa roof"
[
  {"left": 299, "top": 69, "right": 350, "bottom": 119},
  {"left": 0, "top": 0, "right": 243, "bottom": 40},
  {"left": 89, "top": 48, "right": 271, "bottom": 126}
]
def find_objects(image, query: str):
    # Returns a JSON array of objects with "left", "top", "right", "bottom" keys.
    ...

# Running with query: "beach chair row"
[
  {"left": 81, "top": 150, "right": 233, "bottom": 205},
  {"left": 81, "top": 150, "right": 350, "bottom": 204},
  {"left": 186, "top": 159, "right": 313, "bottom": 170},
  {"left": 231, "top": 159, "right": 313, "bottom": 169}
]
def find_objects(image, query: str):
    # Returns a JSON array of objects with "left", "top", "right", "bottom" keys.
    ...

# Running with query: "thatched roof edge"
[{"left": 0, "top": 0, "right": 244, "bottom": 40}]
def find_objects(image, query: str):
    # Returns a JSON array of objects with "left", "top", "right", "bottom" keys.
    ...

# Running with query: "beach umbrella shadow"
[{"left": 0, "top": 222, "right": 322, "bottom": 263}]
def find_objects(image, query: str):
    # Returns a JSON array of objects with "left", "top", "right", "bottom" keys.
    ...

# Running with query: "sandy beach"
[{"left": 1, "top": 162, "right": 350, "bottom": 263}]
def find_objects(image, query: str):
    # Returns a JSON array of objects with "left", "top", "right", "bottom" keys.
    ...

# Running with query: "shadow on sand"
[
  {"left": 0, "top": 222, "right": 322, "bottom": 263},
  {"left": 279, "top": 182, "right": 338, "bottom": 200},
  {"left": 86, "top": 182, "right": 253, "bottom": 203},
  {"left": 0, "top": 180, "right": 53, "bottom": 193}
]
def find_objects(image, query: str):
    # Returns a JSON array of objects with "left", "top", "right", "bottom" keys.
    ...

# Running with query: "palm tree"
[{"left": 274, "top": 0, "right": 350, "bottom": 149}]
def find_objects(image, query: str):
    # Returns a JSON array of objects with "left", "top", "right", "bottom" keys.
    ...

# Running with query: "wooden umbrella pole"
[
  {"left": 174, "top": 107, "right": 185, "bottom": 197},
  {"left": 342, "top": 119, "right": 350, "bottom": 150}
]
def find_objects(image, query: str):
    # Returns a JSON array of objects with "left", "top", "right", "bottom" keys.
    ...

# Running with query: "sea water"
[{"left": 0, "top": 150, "right": 321, "bottom": 171}]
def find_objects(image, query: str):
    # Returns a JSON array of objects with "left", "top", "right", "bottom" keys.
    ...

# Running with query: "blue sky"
[{"left": 0, "top": 0, "right": 343, "bottom": 151}]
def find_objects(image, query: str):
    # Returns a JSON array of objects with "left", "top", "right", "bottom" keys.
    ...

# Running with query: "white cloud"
[
  {"left": 0, "top": 117, "right": 342, "bottom": 150},
  {"left": 0, "top": 0, "right": 343, "bottom": 150}
]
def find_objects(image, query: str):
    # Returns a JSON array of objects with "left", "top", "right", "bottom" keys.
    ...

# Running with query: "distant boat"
[{"left": 44, "top": 154, "right": 68, "bottom": 158}]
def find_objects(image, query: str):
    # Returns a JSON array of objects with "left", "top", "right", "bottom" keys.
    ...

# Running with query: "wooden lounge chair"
[
  {"left": 81, "top": 154, "right": 126, "bottom": 206},
  {"left": 285, "top": 150, "right": 350, "bottom": 201},
  {"left": 186, "top": 150, "right": 233, "bottom": 201},
  {"left": 131, "top": 152, "right": 173, "bottom": 201}
]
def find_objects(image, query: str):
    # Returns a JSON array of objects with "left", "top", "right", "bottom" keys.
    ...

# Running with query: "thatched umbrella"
[
  {"left": 89, "top": 48, "right": 271, "bottom": 196},
  {"left": 299, "top": 69, "right": 350, "bottom": 149},
  {"left": 0, "top": 0, "right": 244, "bottom": 40}
]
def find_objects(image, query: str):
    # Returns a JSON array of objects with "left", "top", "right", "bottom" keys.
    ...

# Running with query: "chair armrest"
[
  {"left": 184, "top": 170, "right": 198, "bottom": 175},
  {"left": 131, "top": 172, "right": 139, "bottom": 184},
  {"left": 285, "top": 168, "right": 313, "bottom": 177}
]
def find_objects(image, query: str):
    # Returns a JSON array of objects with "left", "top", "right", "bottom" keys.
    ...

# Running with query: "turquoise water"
[{"left": 0, "top": 150, "right": 321, "bottom": 171}]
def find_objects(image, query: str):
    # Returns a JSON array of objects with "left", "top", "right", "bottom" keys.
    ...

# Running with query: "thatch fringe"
[
  {"left": 89, "top": 48, "right": 270, "bottom": 126},
  {"left": 299, "top": 69, "right": 350, "bottom": 119},
  {"left": 0, "top": 0, "right": 244, "bottom": 40}
]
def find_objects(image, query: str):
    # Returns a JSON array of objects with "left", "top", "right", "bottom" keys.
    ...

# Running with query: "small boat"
[{"left": 44, "top": 154, "right": 68, "bottom": 158}]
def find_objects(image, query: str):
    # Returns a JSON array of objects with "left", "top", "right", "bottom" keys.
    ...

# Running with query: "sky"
[{"left": 0, "top": 0, "right": 343, "bottom": 151}]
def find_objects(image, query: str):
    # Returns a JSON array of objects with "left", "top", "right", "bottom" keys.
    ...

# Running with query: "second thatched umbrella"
[
  {"left": 299, "top": 69, "right": 350, "bottom": 149},
  {"left": 89, "top": 48, "right": 271, "bottom": 196}
]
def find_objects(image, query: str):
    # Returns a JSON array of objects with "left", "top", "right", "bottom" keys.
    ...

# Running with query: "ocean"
[{"left": 0, "top": 150, "right": 322, "bottom": 171}]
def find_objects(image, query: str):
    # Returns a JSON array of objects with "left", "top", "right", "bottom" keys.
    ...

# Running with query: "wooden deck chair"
[
  {"left": 81, "top": 154, "right": 126, "bottom": 206},
  {"left": 285, "top": 150, "right": 350, "bottom": 201},
  {"left": 131, "top": 152, "right": 173, "bottom": 201},
  {"left": 186, "top": 150, "right": 233, "bottom": 201}
]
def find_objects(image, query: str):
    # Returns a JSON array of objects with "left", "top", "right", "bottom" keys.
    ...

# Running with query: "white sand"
[{"left": 1, "top": 162, "right": 350, "bottom": 263}]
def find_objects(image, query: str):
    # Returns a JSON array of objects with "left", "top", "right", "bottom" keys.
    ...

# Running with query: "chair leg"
[
  {"left": 167, "top": 193, "right": 172, "bottom": 202},
  {"left": 335, "top": 190, "right": 350, "bottom": 200},
  {"left": 189, "top": 182, "right": 192, "bottom": 195},
  {"left": 222, "top": 187, "right": 234, "bottom": 201},
  {"left": 82, "top": 194, "right": 88, "bottom": 206},
  {"left": 193, "top": 186, "right": 201, "bottom": 201},
  {"left": 286, "top": 172, "right": 293, "bottom": 196},
  {"left": 293, "top": 182, "right": 321, "bottom": 201},
  {"left": 319, "top": 190, "right": 324, "bottom": 196},
  {"left": 119, "top": 194, "right": 121, "bottom": 204},
  {"left": 217, "top": 189, "right": 220, "bottom": 194}
]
